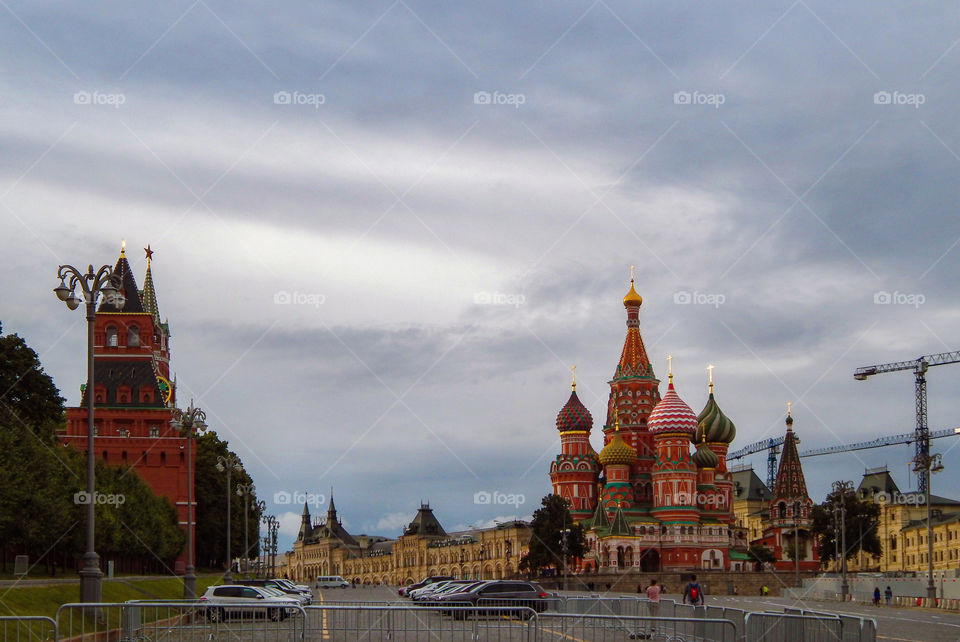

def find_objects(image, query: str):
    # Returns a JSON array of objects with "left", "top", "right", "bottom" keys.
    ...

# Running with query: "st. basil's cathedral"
[{"left": 550, "top": 276, "right": 753, "bottom": 572}]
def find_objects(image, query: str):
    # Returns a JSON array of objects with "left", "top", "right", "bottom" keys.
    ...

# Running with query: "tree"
[
  {"left": 811, "top": 490, "right": 881, "bottom": 567},
  {"left": 195, "top": 431, "right": 260, "bottom": 569},
  {"left": 519, "top": 495, "right": 586, "bottom": 576},
  {"left": 0, "top": 322, "right": 66, "bottom": 438},
  {"left": 747, "top": 544, "right": 776, "bottom": 570}
]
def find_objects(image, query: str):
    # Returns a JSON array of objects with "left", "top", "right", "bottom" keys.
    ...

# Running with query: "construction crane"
[
  {"left": 727, "top": 427, "right": 960, "bottom": 489},
  {"left": 854, "top": 350, "right": 960, "bottom": 493}
]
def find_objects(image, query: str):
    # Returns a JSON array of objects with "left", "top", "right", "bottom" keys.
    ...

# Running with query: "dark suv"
[{"left": 436, "top": 580, "right": 550, "bottom": 618}]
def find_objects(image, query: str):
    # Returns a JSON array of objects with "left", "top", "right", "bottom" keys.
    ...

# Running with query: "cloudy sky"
[{"left": 4, "top": 1, "right": 960, "bottom": 553}]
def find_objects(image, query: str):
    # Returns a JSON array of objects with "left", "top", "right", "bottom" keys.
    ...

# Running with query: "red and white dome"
[{"left": 647, "top": 382, "right": 698, "bottom": 435}]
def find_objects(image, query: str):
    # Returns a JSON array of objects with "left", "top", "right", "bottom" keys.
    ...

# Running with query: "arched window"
[
  {"left": 127, "top": 325, "right": 139, "bottom": 347},
  {"left": 106, "top": 326, "right": 118, "bottom": 347},
  {"left": 778, "top": 502, "right": 786, "bottom": 519}
]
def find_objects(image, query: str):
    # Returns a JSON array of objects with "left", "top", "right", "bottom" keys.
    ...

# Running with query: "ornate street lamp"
[
  {"left": 216, "top": 454, "right": 242, "bottom": 581},
  {"left": 253, "top": 500, "right": 265, "bottom": 576},
  {"left": 832, "top": 480, "right": 854, "bottom": 600},
  {"left": 54, "top": 261, "right": 120, "bottom": 604},
  {"left": 170, "top": 401, "right": 207, "bottom": 598},
  {"left": 913, "top": 451, "right": 944, "bottom": 599},
  {"left": 236, "top": 483, "right": 258, "bottom": 578},
  {"left": 262, "top": 515, "right": 278, "bottom": 577}
]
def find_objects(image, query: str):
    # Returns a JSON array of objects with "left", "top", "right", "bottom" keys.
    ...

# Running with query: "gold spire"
[
  {"left": 786, "top": 401, "right": 792, "bottom": 417},
  {"left": 667, "top": 354, "right": 673, "bottom": 384},
  {"left": 707, "top": 364, "right": 714, "bottom": 394},
  {"left": 119, "top": 238, "right": 126, "bottom": 257},
  {"left": 570, "top": 364, "right": 577, "bottom": 391},
  {"left": 622, "top": 265, "right": 643, "bottom": 307}
]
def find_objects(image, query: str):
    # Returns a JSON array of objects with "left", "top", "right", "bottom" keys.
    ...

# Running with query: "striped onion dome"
[
  {"left": 556, "top": 389, "right": 593, "bottom": 432},
  {"left": 695, "top": 393, "right": 737, "bottom": 444},
  {"left": 647, "top": 382, "right": 698, "bottom": 435},
  {"left": 598, "top": 431, "right": 637, "bottom": 466}
]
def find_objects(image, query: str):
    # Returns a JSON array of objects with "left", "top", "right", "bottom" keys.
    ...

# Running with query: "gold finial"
[
  {"left": 707, "top": 364, "right": 714, "bottom": 394},
  {"left": 570, "top": 365, "right": 577, "bottom": 391},
  {"left": 667, "top": 355, "right": 673, "bottom": 384},
  {"left": 622, "top": 266, "right": 643, "bottom": 307},
  {"left": 629, "top": 264, "right": 635, "bottom": 283},
  {"left": 786, "top": 401, "right": 792, "bottom": 417},
  {"left": 613, "top": 406, "right": 620, "bottom": 432},
  {"left": 120, "top": 238, "right": 126, "bottom": 257}
]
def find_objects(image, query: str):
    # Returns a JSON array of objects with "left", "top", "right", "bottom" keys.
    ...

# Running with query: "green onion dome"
[
  {"left": 695, "top": 393, "right": 737, "bottom": 444},
  {"left": 692, "top": 439, "right": 719, "bottom": 469},
  {"left": 556, "top": 389, "right": 593, "bottom": 433}
]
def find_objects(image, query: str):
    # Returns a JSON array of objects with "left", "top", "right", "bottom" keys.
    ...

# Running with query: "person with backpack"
[
  {"left": 683, "top": 575, "right": 704, "bottom": 606},
  {"left": 884, "top": 586, "right": 893, "bottom": 606}
]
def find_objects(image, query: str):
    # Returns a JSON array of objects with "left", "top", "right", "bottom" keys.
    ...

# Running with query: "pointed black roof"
[
  {"left": 609, "top": 505, "right": 632, "bottom": 536},
  {"left": 589, "top": 500, "right": 610, "bottom": 530},
  {"left": 404, "top": 503, "right": 446, "bottom": 537},
  {"left": 99, "top": 248, "right": 145, "bottom": 313}
]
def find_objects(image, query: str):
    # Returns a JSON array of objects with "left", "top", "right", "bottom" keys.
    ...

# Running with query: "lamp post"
[
  {"left": 262, "top": 515, "right": 278, "bottom": 577},
  {"left": 216, "top": 454, "right": 242, "bottom": 581},
  {"left": 793, "top": 500, "right": 801, "bottom": 587},
  {"left": 832, "top": 480, "right": 854, "bottom": 600},
  {"left": 236, "top": 483, "right": 257, "bottom": 578},
  {"left": 252, "top": 499, "right": 265, "bottom": 577},
  {"left": 913, "top": 451, "right": 944, "bottom": 600},
  {"left": 54, "top": 262, "right": 120, "bottom": 603},
  {"left": 169, "top": 401, "right": 207, "bottom": 598}
]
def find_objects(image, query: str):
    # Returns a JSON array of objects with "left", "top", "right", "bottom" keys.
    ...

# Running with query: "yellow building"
[
  {"left": 283, "top": 500, "right": 531, "bottom": 585},
  {"left": 848, "top": 467, "right": 960, "bottom": 573},
  {"left": 731, "top": 465, "right": 770, "bottom": 544}
]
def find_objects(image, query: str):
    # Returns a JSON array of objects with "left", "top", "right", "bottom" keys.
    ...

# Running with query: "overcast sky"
[{"left": 3, "top": 1, "right": 960, "bottom": 554}]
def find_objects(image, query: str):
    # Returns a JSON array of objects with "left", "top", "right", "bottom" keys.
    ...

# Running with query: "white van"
[{"left": 315, "top": 575, "right": 349, "bottom": 589}]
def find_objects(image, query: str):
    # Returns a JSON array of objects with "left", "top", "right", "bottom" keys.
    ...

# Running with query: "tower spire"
[
  {"left": 141, "top": 245, "right": 161, "bottom": 325},
  {"left": 616, "top": 270, "right": 649, "bottom": 378}
]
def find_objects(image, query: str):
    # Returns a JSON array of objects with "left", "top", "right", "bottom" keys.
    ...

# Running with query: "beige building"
[
  {"left": 283, "top": 499, "right": 531, "bottom": 585},
  {"left": 847, "top": 467, "right": 960, "bottom": 573},
  {"left": 730, "top": 465, "right": 770, "bottom": 544}
]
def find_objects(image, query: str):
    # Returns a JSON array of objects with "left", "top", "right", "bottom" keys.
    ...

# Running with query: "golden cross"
[
  {"left": 786, "top": 401, "right": 792, "bottom": 417},
  {"left": 707, "top": 364, "right": 714, "bottom": 393},
  {"left": 570, "top": 364, "right": 577, "bottom": 390},
  {"left": 629, "top": 264, "right": 635, "bottom": 282},
  {"left": 667, "top": 355, "right": 673, "bottom": 383}
]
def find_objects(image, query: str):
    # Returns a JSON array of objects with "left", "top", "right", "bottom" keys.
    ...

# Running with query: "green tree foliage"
[
  {"left": 747, "top": 544, "right": 776, "bottom": 570},
  {"left": 0, "top": 322, "right": 65, "bottom": 437},
  {"left": 811, "top": 489, "right": 881, "bottom": 566},
  {"left": 519, "top": 495, "right": 586, "bottom": 575},
  {"left": 195, "top": 431, "right": 261, "bottom": 570}
]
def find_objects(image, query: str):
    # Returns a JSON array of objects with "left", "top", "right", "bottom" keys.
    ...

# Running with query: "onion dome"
[
  {"left": 696, "top": 393, "right": 737, "bottom": 444},
  {"left": 556, "top": 389, "right": 593, "bottom": 432},
  {"left": 648, "top": 382, "right": 698, "bottom": 435},
  {"left": 623, "top": 279, "right": 643, "bottom": 308},
  {"left": 598, "top": 431, "right": 637, "bottom": 466},
  {"left": 692, "top": 439, "right": 719, "bottom": 469}
]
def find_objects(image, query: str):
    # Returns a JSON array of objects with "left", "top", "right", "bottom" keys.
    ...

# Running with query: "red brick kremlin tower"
[
  {"left": 60, "top": 243, "right": 191, "bottom": 569},
  {"left": 550, "top": 273, "right": 745, "bottom": 572}
]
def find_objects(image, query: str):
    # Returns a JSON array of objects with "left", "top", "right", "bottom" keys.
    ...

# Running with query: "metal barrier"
[
  {"left": 304, "top": 604, "right": 537, "bottom": 640},
  {"left": 784, "top": 607, "right": 877, "bottom": 642},
  {"left": 0, "top": 616, "right": 57, "bottom": 641},
  {"left": 744, "top": 611, "right": 842, "bottom": 641},
  {"left": 537, "top": 612, "right": 738, "bottom": 641},
  {"left": 56, "top": 601, "right": 306, "bottom": 641}
]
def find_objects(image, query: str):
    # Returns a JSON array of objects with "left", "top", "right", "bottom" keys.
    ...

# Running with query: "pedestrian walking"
[
  {"left": 884, "top": 586, "right": 893, "bottom": 606},
  {"left": 873, "top": 587, "right": 881, "bottom": 606}
]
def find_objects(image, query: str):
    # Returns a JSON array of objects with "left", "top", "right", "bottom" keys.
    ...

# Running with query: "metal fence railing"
[
  {"left": 744, "top": 611, "right": 843, "bottom": 641},
  {"left": 304, "top": 604, "right": 537, "bottom": 640},
  {"left": 537, "top": 612, "right": 738, "bottom": 641},
  {"left": 784, "top": 607, "right": 878, "bottom": 642},
  {"left": 0, "top": 615, "right": 57, "bottom": 641},
  {"left": 56, "top": 601, "right": 306, "bottom": 641}
]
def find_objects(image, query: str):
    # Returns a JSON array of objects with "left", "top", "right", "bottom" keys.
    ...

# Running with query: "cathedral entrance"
[{"left": 638, "top": 549, "right": 660, "bottom": 572}]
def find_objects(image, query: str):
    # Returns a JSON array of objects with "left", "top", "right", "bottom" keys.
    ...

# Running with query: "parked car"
[
  {"left": 237, "top": 579, "right": 312, "bottom": 605},
  {"left": 435, "top": 580, "right": 550, "bottom": 619},
  {"left": 399, "top": 575, "right": 454, "bottom": 597},
  {"left": 409, "top": 579, "right": 476, "bottom": 601},
  {"left": 414, "top": 581, "right": 486, "bottom": 603},
  {"left": 276, "top": 578, "right": 312, "bottom": 593},
  {"left": 199, "top": 585, "right": 300, "bottom": 622},
  {"left": 316, "top": 575, "right": 350, "bottom": 589}
]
